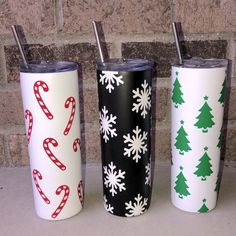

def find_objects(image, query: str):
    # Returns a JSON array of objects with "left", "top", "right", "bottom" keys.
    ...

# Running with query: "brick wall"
[{"left": 0, "top": 0, "right": 236, "bottom": 166}]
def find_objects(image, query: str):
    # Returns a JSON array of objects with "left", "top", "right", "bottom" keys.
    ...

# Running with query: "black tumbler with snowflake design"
[{"left": 97, "top": 59, "right": 154, "bottom": 217}]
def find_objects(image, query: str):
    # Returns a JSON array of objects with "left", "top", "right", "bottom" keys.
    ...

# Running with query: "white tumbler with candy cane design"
[{"left": 20, "top": 61, "right": 83, "bottom": 220}]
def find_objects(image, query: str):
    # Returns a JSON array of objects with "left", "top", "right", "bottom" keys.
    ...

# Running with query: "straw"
[
  {"left": 92, "top": 21, "right": 104, "bottom": 63},
  {"left": 172, "top": 22, "right": 183, "bottom": 65},
  {"left": 11, "top": 25, "right": 29, "bottom": 69}
]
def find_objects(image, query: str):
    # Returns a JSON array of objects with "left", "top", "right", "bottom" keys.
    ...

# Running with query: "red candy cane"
[
  {"left": 33, "top": 81, "right": 53, "bottom": 120},
  {"left": 63, "top": 97, "right": 76, "bottom": 135},
  {"left": 78, "top": 180, "right": 84, "bottom": 207},
  {"left": 73, "top": 138, "right": 81, "bottom": 152},
  {"left": 32, "top": 169, "right": 50, "bottom": 204},
  {"left": 51, "top": 185, "right": 70, "bottom": 219},
  {"left": 25, "top": 109, "right": 33, "bottom": 144},
  {"left": 43, "top": 138, "right": 66, "bottom": 171}
]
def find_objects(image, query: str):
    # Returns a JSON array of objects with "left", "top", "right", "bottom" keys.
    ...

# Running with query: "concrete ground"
[{"left": 0, "top": 162, "right": 235, "bottom": 236}]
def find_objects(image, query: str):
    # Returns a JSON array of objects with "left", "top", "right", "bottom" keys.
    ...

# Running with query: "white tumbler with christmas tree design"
[
  {"left": 20, "top": 61, "right": 83, "bottom": 220},
  {"left": 171, "top": 57, "right": 228, "bottom": 213}
]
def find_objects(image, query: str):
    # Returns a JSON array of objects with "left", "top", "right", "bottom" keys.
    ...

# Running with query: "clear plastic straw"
[
  {"left": 172, "top": 22, "right": 183, "bottom": 65},
  {"left": 11, "top": 25, "right": 29, "bottom": 69},
  {"left": 92, "top": 21, "right": 104, "bottom": 63}
]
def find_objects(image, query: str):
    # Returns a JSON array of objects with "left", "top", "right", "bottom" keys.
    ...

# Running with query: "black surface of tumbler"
[{"left": 97, "top": 59, "right": 154, "bottom": 217}]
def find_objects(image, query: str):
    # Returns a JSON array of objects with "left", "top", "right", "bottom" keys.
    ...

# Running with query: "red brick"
[
  {"left": 7, "top": 134, "right": 29, "bottom": 166},
  {"left": 227, "top": 84, "right": 236, "bottom": 120},
  {"left": 0, "top": 134, "right": 5, "bottom": 166},
  {"left": 155, "top": 85, "right": 170, "bottom": 123},
  {"left": 224, "top": 125, "right": 236, "bottom": 161},
  {"left": 62, "top": 0, "right": 171, "bottom": 34},
  {"left": 234, "top": 40, "right": 236, "bottom": 77},
  {"left": 4, "top": 43, "right": 99, "bottom": 83},
  {"left": 0, "top": 90, "right": 24, "bottom": 125},
  {"left": 122, "top": 41, "right": 227, "bottom": 77},
  {"left": 0, "top": 0, "right": 55, "bottom": 35},
  {"left": 155, "top": 127, "right": 171, "bottom": 161},
  {"left": 84, "top": 127, "right": 101, "bottom": 162},
  {"left": 83, "top": 87, "right": 99, "bottom": 124},
  {"left": 174, "top": 0, "right": 236, "bottom": 33}
]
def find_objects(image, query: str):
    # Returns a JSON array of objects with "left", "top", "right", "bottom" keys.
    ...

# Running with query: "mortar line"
[{"left": 1, "top": 32, "right": 235, "bottom": 47}]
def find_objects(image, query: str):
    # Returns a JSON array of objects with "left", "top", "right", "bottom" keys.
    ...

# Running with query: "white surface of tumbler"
[
  {"left": 171, "top": 58, "right": 228, "bottom": 213},
  {"left": 20, "top": 61, "right": 83, "bottom": 220}
]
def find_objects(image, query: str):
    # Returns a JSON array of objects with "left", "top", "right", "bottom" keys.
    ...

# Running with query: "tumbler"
[
  {"left": 97, "top": 59, "right": 154, "bottom": 217},
  {"left": 171, "top": 58, "right": 228, "bottom": 213},
  {"left": 20, "top": 61, "right": 83, "bottom": 220}
]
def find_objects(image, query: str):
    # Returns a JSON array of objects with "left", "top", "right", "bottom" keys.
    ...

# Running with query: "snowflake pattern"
[
  {"left": 103, "top": 161, "right": 126, "bottom": 196},
  {"left": 104, "top": 195, "right": 114, "bottom": 214},
  {"left": 145, "top": 162, "right": 151, "bottom": 186},
  {"left": 123, "top": 126, "right": 148, "bottom": 163},
  {"left": 99, "top": 106, "right": 117, "bottom": 143},
  {"left": 99, "top": 71, "right": 124, "bottom": 93},
  {"left": 132, "top": 80, "right": 151, "bottom": 119},
  {"left": 125, "top": 194, "right": 148, "bottom": 217}
]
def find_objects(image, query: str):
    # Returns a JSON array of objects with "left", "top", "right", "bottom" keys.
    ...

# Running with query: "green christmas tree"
[
  {"left": 218, "top": 78, "right": 226, "bottom": 106},
  {"left": 194, "top": 146, "right": 213, "bottom": 181},
  {"left": 174, "top": 166, "right": 190, "bottom": 199},
  {"left": 198, "top": 199, "right": 209, "bottom": 213},
  {"left": 171, "top": 71, "right": 185, "bottom": 108},
  {"left": 174, "top": 120, "right": 192, "bottom": 155},
  {"left": 194, "top": 96, "right": 215, "bottom": 133}
]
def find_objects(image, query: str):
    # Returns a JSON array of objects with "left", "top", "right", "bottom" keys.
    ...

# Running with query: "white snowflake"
[
  {"left": 104, "top": 195, "right": 114, "bottom": 214},
  {"left": 99, "top": 71, "right": 124, "bottom": 93},
  {"left": 123, "top": 126, "right": 148, "bottom": 163},
  {"left": 145, "top": 162, "right": 151, "bottom": 186},
  {"left": 99, "top": 106, "right": 117, "bottom": 143},
  {"left": 132, "top": 80, "right": 151, "bottom": 119},
  {"left": 125, "top": 194, "right": 148, "bottom": 217},
  {"left": 103, "top": 161, "right": 126, "bottom": 197}
]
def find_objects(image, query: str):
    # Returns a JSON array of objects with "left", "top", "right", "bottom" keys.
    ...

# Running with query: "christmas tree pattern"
[
  {"left": 174, "top": 120, "right": 192, "bottom": 155},
  {"left": 194, "top": 96, "right": 215, "bottom": 133},
  {"left": 198, "top": 199, "right": 209, "bottom": 213},
  {"left": 217, "top": 130, "right": 223, "bottom": 148},
  {"left": 194, "top": 147, "right": 213, "bottom": 181},
  {"left": 171, "top": 71, "right": 185, "bottom": 108},
  {"left": 174, "top": 166, "right": 191, "bottom": 199},
  {"left": 218, "top": 78, "right": 226, "bottom": 106}
]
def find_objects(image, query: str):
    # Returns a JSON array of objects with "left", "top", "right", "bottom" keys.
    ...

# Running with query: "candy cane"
[
  {"left": 33, "top": 81, "right": 53, "bottom": 120},
  {"left": 25, "top": 109, "right": 33, "bottom": 144},
  {"left": 78, "top": 180, "right": 84, "bottom": 207},
  {"left": 73, "top": 138, "right": 81, "bottom": 152},
  {"left": 32, "top": 169, "right": 50, "bottom": 204},
  {"left": 63, "top": 97, "right": 76, "bottom": 135},
  {"left": 43, "top": 138, "right": 66, "bottom": 171},
  {"left": 51, "top": 185, "right": 70, "bottom": 219}
]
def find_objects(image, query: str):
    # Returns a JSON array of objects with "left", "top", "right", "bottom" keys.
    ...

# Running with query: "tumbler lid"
[
  {"left": 20, "top": 60, "right": 78, "bottom": 73},
  {"left": 172, "top": 57, "right": 228, "bottom": 68},
  {"left": 97, "top": 58, "right": 154, "bottom": 71}
]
